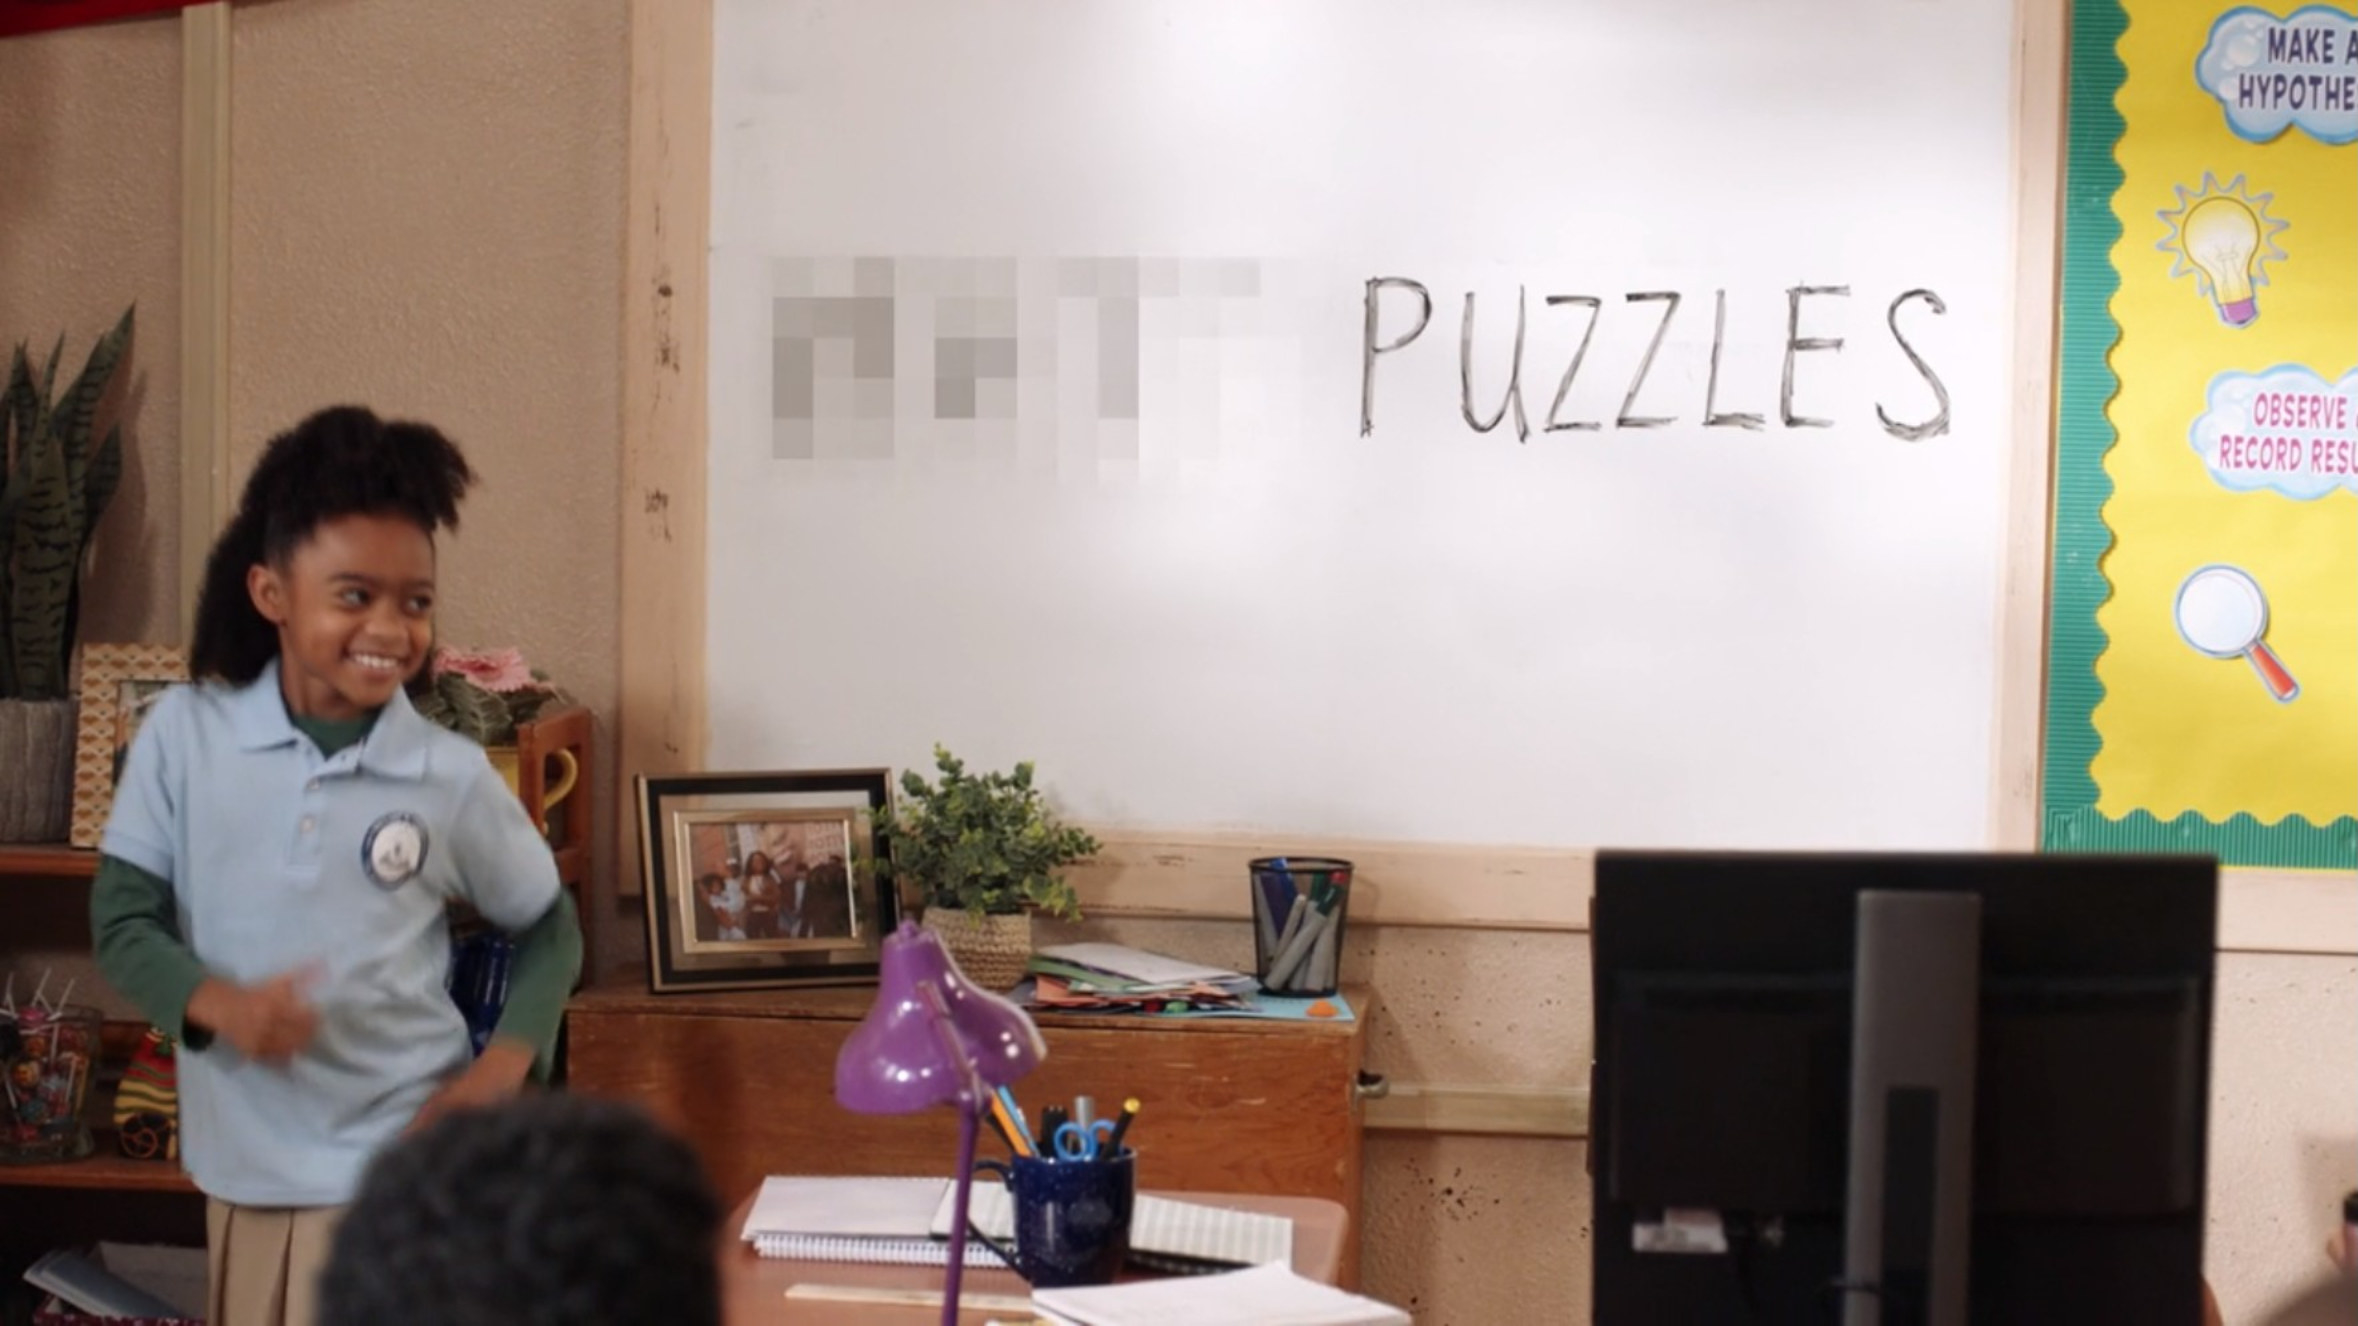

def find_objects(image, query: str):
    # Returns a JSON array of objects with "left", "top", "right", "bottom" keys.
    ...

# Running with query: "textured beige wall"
[
  {"left": 0, "top": 13, "right": 186, "bottom": 1078},
  {"left": 0, "top": 17, "right": 182, "bottom": 645},
  {"left": 2208, "top": 953, "right": 2358, "bottom": 1321},
  {"left": 226, "top": 0, "right": 632, "bottom": 973}
]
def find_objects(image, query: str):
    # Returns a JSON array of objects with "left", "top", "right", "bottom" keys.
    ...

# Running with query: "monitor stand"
[{"left": 1842, "top": 890, "right": 1981, "bottom": 1326}]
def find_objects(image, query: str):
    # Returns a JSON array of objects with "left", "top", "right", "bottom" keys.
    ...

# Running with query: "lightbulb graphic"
[
  {"left": 2180, "top": 197, "right": 2262, "bottom": 325},
  {"left": 2158, "top": 174, "right": 2288, "bottom": 329}
]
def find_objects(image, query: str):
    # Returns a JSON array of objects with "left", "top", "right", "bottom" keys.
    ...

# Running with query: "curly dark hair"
[
  {"left": 188, "top": 404, "right": 478, "bottom": 685},
  {"left": 316, "top": 1094, "right": 723, "bottom": 1326}
]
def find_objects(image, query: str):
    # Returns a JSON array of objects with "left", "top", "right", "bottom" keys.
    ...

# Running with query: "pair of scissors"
[{"left": 1052, "top": 1117, "right": 1116, "bottom": 1161}]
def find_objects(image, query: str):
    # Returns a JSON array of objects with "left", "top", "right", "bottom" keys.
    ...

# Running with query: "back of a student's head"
[{"left": 318, "top": 1093, "right": 723, "bottom": 1326}]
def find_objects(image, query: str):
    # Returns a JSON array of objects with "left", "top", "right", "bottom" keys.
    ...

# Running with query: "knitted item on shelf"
[{"left": 112, "top": 1027, "right": 178, "bottom": 1161}]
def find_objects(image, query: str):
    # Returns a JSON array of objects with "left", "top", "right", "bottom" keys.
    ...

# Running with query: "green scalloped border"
[{"left": 2040, "top": 0, "right": 2358, "bottom": 869}]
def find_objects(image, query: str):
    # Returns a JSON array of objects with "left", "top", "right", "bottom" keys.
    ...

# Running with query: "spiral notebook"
[{"left": 739, "top": 1176, "right": 990, "bottom": 1266}]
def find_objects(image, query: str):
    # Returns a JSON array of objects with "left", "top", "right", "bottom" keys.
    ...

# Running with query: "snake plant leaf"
[
  {"left": 0, "top": 346, "right": 28, "bottom": 547},
  {"left": 1, "top": 347, "right": 30, "bottom": 453},
  {"left": 6, "top": 427, "right": 77, "bottom": 699},
  {"left": 0, "top": 308, "right": 134, "bottom": 702},
  {"left": 58, "top": 308, "right": 131, "bottom": 498},
  {"left": 37, "top": 333, "right": 61, "bottom": 412},
  {"left": 85, "top": 422, "right": 122, "bottom": 541},
  {"left": 2, "top": 346, "right": 32, "bottom": 516},
  {"left": 60, "top": 421, "right": 125, "bottom": 662},
  {"left": 0, "top": 347, "right": 34, "bottom": 693}
]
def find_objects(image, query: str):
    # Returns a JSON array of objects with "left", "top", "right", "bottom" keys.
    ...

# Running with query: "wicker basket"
[
  {"left": 0, "top": 699, "right": 75, "bottom": 844},
  {"left": 919, "top": 907, "right": 1034, "bottom": 991}
]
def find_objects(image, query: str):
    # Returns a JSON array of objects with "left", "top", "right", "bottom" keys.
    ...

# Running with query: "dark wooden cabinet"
[{"left": 564, "top": 978, "right": 1376, "bottom": 1286}]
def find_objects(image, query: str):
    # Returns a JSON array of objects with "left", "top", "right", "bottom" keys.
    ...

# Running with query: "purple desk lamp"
[{"left": 834, "top": 920, "right": 1046, "bottom": 1325}]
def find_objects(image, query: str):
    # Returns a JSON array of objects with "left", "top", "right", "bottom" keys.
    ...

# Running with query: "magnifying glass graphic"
[{"left": 2174, "top": 564, "right": 2298, "bottom": 703}]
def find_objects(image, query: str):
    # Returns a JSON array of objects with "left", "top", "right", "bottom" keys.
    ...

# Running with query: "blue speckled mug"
[{"left": 969, "top": 1151, "right": 1136, "bottom": 1287}]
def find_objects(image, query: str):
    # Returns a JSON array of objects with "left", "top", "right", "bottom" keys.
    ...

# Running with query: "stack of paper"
[
  {"left": 23, "top": 1247, "right": 194, "bottom": 1319},
  {"left": 1024, "top": 943, "right": 1255, "bottom": 1014},
  {"left": 1030, "top": 1261, "right": 1412, "bottom": 1325}
]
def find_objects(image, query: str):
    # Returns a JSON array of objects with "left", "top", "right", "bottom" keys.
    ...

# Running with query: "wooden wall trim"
[
  {"left": 618, "top": 0, "right": 714, "bottom": 898},
  {"left": 178, "top": 1, "right": 233, "bottom": 639},
  {"left": 2220, "top": 869, "right": 2358, "bottom": 957},
  {"left": 1363, "top": 1084, "right": 1589, "bottom": 1140},
  {"left": 1068, "top": 830, "right": 1591, "bottom": 933},
  {"left": 1073, "top": 829, "right": 2357, "bottom": 957},
  {"left": 1991, "top": 0, "right": 2068, "bottom": 850}
]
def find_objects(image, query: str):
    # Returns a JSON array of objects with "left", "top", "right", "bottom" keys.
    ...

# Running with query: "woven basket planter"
[
  {"left": 0, "top": 699, "right": 75, "bottom": 844},
  {"left": 919, "top": 907, "right": 1034, "bottom": 991}
]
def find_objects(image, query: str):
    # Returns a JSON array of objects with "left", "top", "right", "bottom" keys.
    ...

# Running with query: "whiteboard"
[{"left": 705, "top": 0, "right": 2017, "bottom": 851}]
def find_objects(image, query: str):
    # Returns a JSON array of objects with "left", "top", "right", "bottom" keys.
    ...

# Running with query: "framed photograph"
[
  {"left": 637, "top": 768, "right": 896, "bottom": 991},
  {"left": 70, "top": 644, "right": 190, "bottom": 848}
]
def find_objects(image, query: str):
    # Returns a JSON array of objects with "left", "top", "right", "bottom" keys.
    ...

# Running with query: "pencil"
[{"left": 991, "top": 1086, "right": 1037, "bottom": 1157}]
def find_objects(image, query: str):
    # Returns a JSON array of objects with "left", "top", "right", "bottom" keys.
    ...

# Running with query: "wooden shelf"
[
  {"left": 0, "top": 1141, "right": 195, "bottom": 1192},
  {"left": 0, "top": 844, "right": 99, "bottom": 878}
]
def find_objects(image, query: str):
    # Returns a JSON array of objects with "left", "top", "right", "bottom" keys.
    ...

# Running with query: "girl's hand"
[
  {"left": 406, "top": 1039, "right": 536, "bottom": 1136},
  {"left": 187, "top": 968, "right": 322, "bottom": 1063}
]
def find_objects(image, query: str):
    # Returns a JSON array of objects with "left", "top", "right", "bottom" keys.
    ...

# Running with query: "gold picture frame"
[
  {"left": 70, "top": 643, "right": 190, "bottom": 848},
  {"left": 636, "top": 768, "right": 896, "bottom": 991}
]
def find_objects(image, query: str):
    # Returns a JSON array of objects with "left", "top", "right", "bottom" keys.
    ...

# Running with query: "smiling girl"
[{"left": 91, "top": 406, "right": 583, "bottom": 1326}]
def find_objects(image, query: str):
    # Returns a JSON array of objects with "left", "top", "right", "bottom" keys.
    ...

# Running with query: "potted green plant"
[
  {"left": 409, "top": 644, "right": 580, "bottom": 823},
  {"left": 874, "top": 744, "right": 1101, "bottom": 990},
  {"left": 0, "top": 308, "right": 132, "bottom": 843}
]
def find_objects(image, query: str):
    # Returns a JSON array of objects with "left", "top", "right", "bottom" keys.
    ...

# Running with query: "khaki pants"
[{"left": 206, "top": 1198, "right": 345, "bottom": 1326}]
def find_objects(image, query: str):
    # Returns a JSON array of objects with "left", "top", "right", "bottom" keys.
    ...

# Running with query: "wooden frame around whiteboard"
[
  {"left": 619, "top": 0, "right": 712, "bottom": 896},
  {"left": 618, "top": 0, "right": 2353, "bottom": 952}
]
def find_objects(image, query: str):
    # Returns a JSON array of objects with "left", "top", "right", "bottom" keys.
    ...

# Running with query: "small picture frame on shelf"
[
  {"left": 70, "top": 644, "right": 190, "bottom": 849},
  {"left": 636, "top": 768, "right": 896, "bottom": 992}
]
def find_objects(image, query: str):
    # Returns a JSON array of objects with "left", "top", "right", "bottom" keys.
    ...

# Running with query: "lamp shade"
[{"left": 835, "top": 921, "right": 1047, "bottom": 1115}]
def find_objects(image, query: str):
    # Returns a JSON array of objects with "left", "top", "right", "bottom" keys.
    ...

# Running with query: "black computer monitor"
[{"left": 1590, "top": 850, "right": 2215, "bottom": 1325}]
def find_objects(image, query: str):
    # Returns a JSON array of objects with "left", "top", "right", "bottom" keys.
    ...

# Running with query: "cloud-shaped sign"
[
  {"left": 2197, "top": 6, "right": 2358, "bottom": 144},
  {"left": 2190, "top": 366, "right": 2358, "bottom": 499}
]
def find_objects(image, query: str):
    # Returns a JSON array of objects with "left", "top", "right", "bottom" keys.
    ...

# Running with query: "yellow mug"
[{"left": 486, "top": 747, "right": 580, "bottom": 826}]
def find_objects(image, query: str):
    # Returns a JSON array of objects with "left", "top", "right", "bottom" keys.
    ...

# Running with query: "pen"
[
  {"left": 993, "top": 1086, "right": 1038, "bottom": 1157},
  {"left": 1265, "top": 879, "right": 1336, "bottom": 989},
  {"left": 1256, "top": 858, "right": 1292, "bottom": 958},
  {"left": 1102, "top": 1097, "right": 1141, "bottom": 1155},
  {"left": 1073, "top": 1094, "right": 1096, "bottom": 1133}
]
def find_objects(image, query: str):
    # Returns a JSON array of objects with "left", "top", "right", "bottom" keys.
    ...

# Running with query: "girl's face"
[
  {"left": 248, "top": 512, "right": 436, "bottom": 720},
  {"left": 746, "top": 853, "right": 770, "bottom": 875}
]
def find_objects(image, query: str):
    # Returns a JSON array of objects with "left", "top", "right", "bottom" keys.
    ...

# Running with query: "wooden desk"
[
  {"left": 567, "top": 978, "right": 1375, "bottom": 1287},
  {"left": 721, "top": 1188, "right": 1347, "bottom": 1325}
]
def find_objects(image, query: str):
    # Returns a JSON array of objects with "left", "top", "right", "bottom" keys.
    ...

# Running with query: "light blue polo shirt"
[{"left": 101, "top": 661, "right": 560, "bottom": 1207}]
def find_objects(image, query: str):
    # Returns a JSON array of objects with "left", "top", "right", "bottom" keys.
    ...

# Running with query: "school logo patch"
[{"left": 361, "top": 813, "right": 429, "bottom": 888}]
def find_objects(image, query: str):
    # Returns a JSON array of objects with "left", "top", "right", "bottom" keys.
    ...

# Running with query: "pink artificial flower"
[{"left": 431, "top": 645, "right": 541, "bottom": 694}]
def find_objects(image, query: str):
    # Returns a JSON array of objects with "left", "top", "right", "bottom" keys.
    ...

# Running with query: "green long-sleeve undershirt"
[{"left": 89, "top": 711, "right": 581, "bottom": 1080}]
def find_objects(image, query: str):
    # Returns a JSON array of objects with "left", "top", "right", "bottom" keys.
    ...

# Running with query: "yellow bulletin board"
[{"left": 2046, "top": 0, "right": 2358, "bottom": 866}]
